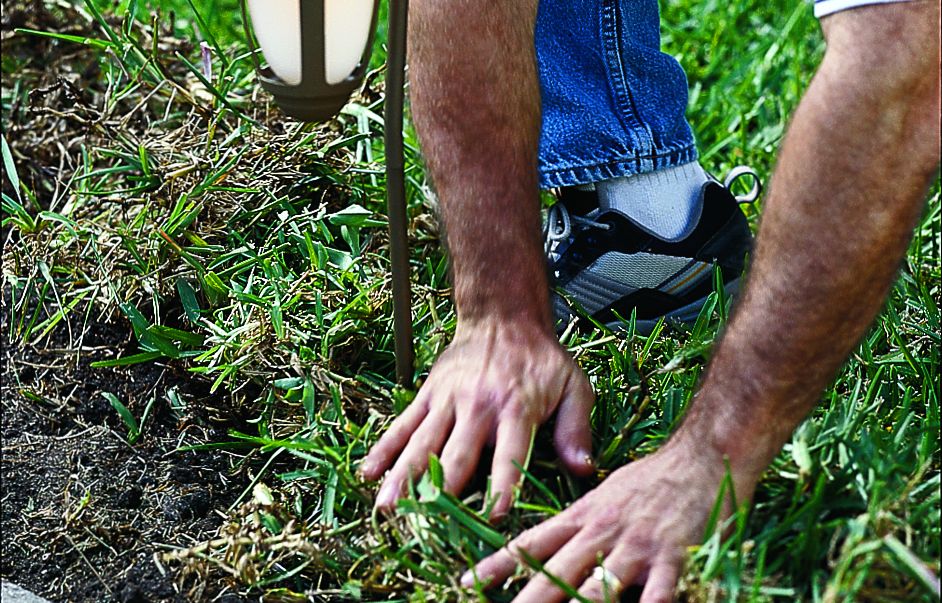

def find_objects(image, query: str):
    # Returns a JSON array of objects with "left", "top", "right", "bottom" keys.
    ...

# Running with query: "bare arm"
[
  {"left": 472, "top": 4, "right": 941, "bottom": 601},
  {"left": 676, "top": 1, "right": 942, "bottom": 492},
  {"left": 361, "top": 0, "right": 594, "bottom": 518},
  {"left": 409, "top": 0, "right": 549, "bottom": 327}
]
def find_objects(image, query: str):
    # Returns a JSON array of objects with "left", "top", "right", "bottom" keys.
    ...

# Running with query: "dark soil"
[
  {"left": 1, "top": 3, "right": 366, "bottom": 600},
  {"left": 1, "top": 291, "right": 257, "bottom": 602}
]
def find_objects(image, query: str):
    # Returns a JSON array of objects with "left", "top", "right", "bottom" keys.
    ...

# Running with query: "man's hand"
[
  {"left": 360, "top": 319, "right": 595, "bottom": 518},
  {"left": 465, "top": 441, "right": 754, "bottom": 603}
]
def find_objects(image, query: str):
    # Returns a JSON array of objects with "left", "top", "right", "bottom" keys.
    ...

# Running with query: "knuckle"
[
  {"left": 443, "top": 468, "right": 470, "bottom": 491},
  {"left": 511, "top": 531, "right": 541, "bottom": 554},
  {"left": 443, "top": 448, "right": 471, "bottom": 468},
  {"left": 465, "top": 395, "right": 493, "bottom": 416},
  {"left": 625, "top": 532, "right": 655, "bottom": 554},
  {"left": 501, "top": 398, "right": 532, "bottom": 421},
  {"left": 507, "top": 542, "right": 528, "bottom": 560},
  {"left": 527, "top": 573, "right": 554, "bottom": 592},
  {"left": 396, "top": 456, "right": 426, "bottom": 478},
  {"left": 408, "top": 435, "right": 433, "bottom": 453},
  {"left": 592, "top": 504, "right": 621, "bottom": 525},
  {"left": 559, "top": 511, "right": 586, "bottom": 533},
  {"left": 412, "top": 427, "right": 441, "bottom": 449},
  {"left": 568, "top": 496, "right": 592, "bottom": 515},
  {"left": 385, "top": 418, "right": 412, "bottom": 438},
  {"left": 586, "top": 519, "right": 619, "bottom": 544},
  {"left": 656, "top": 549, "right": 686, "bottom": 570}
]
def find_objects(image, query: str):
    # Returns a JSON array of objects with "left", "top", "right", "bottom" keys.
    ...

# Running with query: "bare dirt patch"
[{"left": 1, "top": 292, "right": 258, "bottom": 602}]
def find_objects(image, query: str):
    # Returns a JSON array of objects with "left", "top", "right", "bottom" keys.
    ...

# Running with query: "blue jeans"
[
  {"left": 535, "top": 0, "right": 697, "bottom": 188},
  {"left": 535, "top": 0, "right": 907, "bottom": 188}
]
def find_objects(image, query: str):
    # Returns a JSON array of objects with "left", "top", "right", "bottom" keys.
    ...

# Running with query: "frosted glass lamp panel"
[
  {"left": 247, "top": 0, "right": 302, "bottom": 85},
  {"left": 324, "top": 0, "right": 374, "bottom": 84}
]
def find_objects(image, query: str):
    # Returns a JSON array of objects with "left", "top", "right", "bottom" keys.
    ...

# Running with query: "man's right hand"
[
  {"left": 359, "top": 318, "right": 595, "bottom": 520},
  {"left": 465, "top": 438, "right": 756, "bottom": 603}
]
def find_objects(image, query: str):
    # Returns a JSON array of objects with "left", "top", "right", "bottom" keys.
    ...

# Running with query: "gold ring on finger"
[{"left": 591, "top": 565, "right": 623, "bottom": 593}]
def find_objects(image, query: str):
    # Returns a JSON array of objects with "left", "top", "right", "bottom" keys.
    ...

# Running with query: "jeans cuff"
[{"left": 538, "top": 144, "right": 699, "bottom": 189}]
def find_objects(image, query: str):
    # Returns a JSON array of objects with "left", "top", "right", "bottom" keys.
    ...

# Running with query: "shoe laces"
[{"left": 543, "top": 204, "right": 611, "bottom": 262}]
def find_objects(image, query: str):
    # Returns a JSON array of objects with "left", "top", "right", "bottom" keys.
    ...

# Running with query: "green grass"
[{"left": 2, "top": 0, "right": 939, "bottom": 601}]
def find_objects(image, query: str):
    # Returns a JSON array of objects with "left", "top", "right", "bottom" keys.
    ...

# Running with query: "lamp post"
[{"left": 242, "top": 0, "right": 414, "bottom": 385}]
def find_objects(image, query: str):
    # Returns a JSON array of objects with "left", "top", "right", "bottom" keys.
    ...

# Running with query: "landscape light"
[
  {"left": 242, "top": 0, "right": 414, "bottom": 384},
  {"left": 242, "top": 0, "right": 378, "bottom": 121}
]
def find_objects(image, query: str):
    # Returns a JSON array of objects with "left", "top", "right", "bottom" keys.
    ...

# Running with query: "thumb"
[{"left": 553, "top": 372, "right": 595, "bottom": 476}]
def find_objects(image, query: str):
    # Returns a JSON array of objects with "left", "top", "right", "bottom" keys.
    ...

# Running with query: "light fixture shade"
[{"left": 243, "top": 0, "right": 379, "bottom": 121}]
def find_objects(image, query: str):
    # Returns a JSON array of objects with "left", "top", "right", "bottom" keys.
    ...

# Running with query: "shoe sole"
[{"left": 603, "top": 278, "right": 742, "bottom": 335}]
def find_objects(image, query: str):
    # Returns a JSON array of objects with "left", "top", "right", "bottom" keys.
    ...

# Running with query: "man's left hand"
[{"left": 360, "top": 319, "right": 595, "bottom": 519}]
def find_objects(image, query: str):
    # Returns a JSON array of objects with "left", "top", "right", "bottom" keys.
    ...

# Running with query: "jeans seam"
[
  {"left": 541, "top": 142, "right": 696, "bottom": 172},
  {"left": 539, "top": 143, "right": 698, "bottom": 189},
  {"left": 600, "top": 0, "right": 654, "bottom": 161}
]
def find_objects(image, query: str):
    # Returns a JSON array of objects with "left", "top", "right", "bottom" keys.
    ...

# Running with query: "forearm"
[
  {"left": 672, "top": 4, "right": 941, "bottom": 486},
  {"left": 409, "top": 0, "right": 549, "bottom": 328}
]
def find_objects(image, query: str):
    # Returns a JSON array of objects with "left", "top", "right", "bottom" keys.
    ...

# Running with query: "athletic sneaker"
[{"left": 544, "top": 167, "right": 761, "bottom": 333}]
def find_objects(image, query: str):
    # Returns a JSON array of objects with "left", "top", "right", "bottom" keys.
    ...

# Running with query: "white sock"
[{"left": 595, "top": 161, "right": 709, "bottom": 241}]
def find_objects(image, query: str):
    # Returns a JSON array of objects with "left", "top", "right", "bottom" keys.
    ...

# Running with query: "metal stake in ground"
[
  {"left": 242, "top": 0, "right": 415, "bottom": 385},
  {"left": 384, "top": 0, "right": 414, "bottom": 386}
]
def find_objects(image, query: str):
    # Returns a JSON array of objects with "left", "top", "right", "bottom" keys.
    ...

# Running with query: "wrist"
[
  {"left": 448, "top": 225, "right": 553, "bottom": 329},
  {"left": 665, "top": 389, "right": 783, "bottom": 496},
  {"left": 660, "top": 432, "right": 763, "bottom": 505},
  {"left": 454, "top": 311, "right": 555, "bottom": 342},
  {"left": 652, "top": 433, "right": 759, "bottom": 510},
  {"left": 453, "top": 283, "right": 553, "bottom": 333},
  {"left": 668, "top": 333, "right": 813, "bottom": 496}
]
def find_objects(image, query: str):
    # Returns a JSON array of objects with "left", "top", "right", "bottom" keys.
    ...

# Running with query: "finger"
[
  {"left": 360, "top": 392, "right": 430, "bottom": 480},
  {"left": 513, "top": 526, "right": 614, "bottom": 603},
  {"left": 574, "top": 543, "right": 647, "bottom": 602},
  {"left": 553, "top": 373, "right": 595, "bottom": 476},
  {"left": 638, "top": 556, "right": 682, "bottom": 603},
  {"left": 439, "top": 406, "right": 492, "bottom": 494},
  {"left": 374, "top": 405, "right": 454, "bottom": 510},
  {"left": 463, "top": 510, "right": 578, "bottom": 589},
  {"left": 489, "top": 409, "right": 535, "bottom": 520}
]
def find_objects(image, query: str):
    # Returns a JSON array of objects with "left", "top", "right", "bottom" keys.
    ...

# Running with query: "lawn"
[{"left": 1, "top": 0, "right": 939, "bottom": 602}]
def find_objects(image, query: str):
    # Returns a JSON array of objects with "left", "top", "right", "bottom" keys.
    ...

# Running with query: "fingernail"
[
  {"left": 460, "top": 570, "right": 474, "bottom": 588},
  {"left": 571, "top": 447, "right": 593, "bottom": 465},
  {"left": 375, "top": 484, "right": 396, "bottom": 509},
  {"left": 357, "top": 461, "right": 374, "bottom": 479}
]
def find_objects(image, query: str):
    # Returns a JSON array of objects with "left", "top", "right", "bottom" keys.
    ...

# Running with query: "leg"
[
  {"left": 536, "top": 0, "right": 755, "bottom": 331},
  {"left": 535, "top": 0, "right": 696, "bottom": 186}
]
